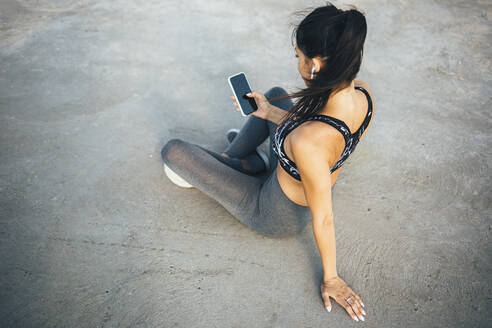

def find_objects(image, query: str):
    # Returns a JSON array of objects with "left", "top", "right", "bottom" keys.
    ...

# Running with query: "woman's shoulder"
[
  {"left": 354, "top": 79, "right": 371, "bottom": 91},
  {"left": 288, "top": 121, "right": 343, "bottom": 170},
  {"left": 355, "top": 79, "right": 375, "bottom": 106}
]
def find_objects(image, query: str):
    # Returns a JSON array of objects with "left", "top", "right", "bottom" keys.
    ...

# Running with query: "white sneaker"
[{"left": 163, "top": 163, "right": 193, "bottom": 188}]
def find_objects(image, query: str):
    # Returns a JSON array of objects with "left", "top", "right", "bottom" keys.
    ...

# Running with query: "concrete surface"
[{"left": 0, "top": 0, "right": 491, "bottom": 327}]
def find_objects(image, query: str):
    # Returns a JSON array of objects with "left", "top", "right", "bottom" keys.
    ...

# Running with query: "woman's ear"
[{"left": 312, "top": 57, "right": 323, "bottom": 73}]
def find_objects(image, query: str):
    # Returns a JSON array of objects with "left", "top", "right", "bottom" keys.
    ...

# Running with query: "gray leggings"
[{"left": 160, "top": 87, "right": 312, "bottom": 238}]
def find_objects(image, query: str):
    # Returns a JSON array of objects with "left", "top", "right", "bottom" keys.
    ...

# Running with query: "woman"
[{"left": 161, "top": 2, "right": 373, "bottom": 322}]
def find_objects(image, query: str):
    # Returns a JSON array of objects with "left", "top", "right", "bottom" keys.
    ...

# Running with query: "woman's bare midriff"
[
  {"left": 275, "top": 82, "right": 374, "bottom": 207},
  {"left": 276, "top": 162, "right": 340, "bottom": 206}
]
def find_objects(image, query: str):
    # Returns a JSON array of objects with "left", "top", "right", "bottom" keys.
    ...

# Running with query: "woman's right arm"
[
  {"left": 291, "top": 128, "right": 366, "bottom": 322},
  {"left": 231, "top": 91, "right": 288, "bottom": 125},
  {"left": 265, "top": 104, "right": 289, "bottom": 125}
]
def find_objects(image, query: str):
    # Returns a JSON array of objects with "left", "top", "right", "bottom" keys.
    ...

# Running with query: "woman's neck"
[{"left": 319, "top": 80, "right": 356, "bottom": 115}]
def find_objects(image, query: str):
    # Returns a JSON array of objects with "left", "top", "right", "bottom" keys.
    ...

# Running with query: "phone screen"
[{"left": 228, "top": 72, "right": 258, "bottom": 116}]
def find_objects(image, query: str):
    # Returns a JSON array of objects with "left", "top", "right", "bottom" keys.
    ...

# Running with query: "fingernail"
[
  {"left": 360, "top": 315, "right": 365, "bottom": 321},
  {"left": 353, "top": 316, "right": 359, "bottom": 322},
  {"left": 326, "top": 306, "right": 331, "bottom": 312},
  {"left": 362, "top": 309, "right": 366, "bottom": 315},
  {"left": 246, "top": 93, "right": 252, "bottom": 96},
  {"left": 361, "top": 301, "right": 365, "bottom": 307}
]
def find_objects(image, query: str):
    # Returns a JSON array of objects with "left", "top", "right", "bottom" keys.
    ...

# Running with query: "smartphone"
[{"left": 228, "top": 72, "right": 258, "bottom": 116}]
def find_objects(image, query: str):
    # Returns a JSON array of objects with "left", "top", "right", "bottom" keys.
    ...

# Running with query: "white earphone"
[{"left": 311, "top": 65, "right": 316, "bottom": 79}]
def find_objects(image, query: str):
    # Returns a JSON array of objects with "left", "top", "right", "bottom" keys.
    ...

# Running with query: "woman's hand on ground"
[
  {"left": 321, "top": 276, "right": 366, "bottom": 322},
  {"left": 230, "top": 90, "right": 272, "bottom": 120}
]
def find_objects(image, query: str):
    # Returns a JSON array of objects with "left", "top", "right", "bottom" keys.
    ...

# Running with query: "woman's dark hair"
[{"left": 269, "top": 1, "right": 367, "bottom": 126}]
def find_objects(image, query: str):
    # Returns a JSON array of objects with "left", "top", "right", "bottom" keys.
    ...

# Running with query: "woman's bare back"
[{"left": 276, "top": 80, "right": 375, "bottom": 206}]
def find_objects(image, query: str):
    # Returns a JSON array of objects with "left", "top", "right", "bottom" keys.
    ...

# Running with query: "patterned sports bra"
[{"left": 272, "top": 86, "right": 373, "bottom": 181}]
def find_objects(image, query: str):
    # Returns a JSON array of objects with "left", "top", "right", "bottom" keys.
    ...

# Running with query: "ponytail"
[{"left": 268, "top": 2, "right": 367, "bottom": 126}]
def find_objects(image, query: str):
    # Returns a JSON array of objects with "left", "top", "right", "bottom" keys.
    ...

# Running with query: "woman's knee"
[
  {"left": 265, "top": 86, "right": 288, "bottom": 98},
  {"left": 161, "top": 138, "right": 188, "bottom": 164},
  {"left": 265, "top": 86, "right": 292, "bottom": 111}
]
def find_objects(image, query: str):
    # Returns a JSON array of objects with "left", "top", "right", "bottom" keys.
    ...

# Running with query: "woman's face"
[
  {"left": 295, "top": 45, "right": 319, "bottom": 85},
  {"left": 295, "top": 45, "right": 308, "bottom": 83}
]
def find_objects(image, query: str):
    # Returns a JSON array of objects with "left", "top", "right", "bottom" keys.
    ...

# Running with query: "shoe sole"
[
  {"left": 163, "top": 163, "right": 193, "bottom": 188},
  {"left": 226, "top": 128, "right": 240, "bottom": 143}
]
